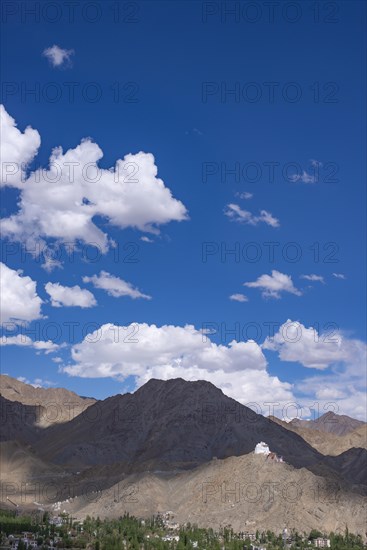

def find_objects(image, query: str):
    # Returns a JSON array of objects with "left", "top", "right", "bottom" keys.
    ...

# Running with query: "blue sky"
[{"left": 0, "top": 0, "right": 366, "bottom": 419}]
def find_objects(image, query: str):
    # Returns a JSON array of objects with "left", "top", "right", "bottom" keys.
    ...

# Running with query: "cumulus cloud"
[
  {"left": 229, "top": 293, "right": 248, "bottom": 303},
  {"left": 63, "top": 322, "right": 294, "bottom": 408},
  {"left": 293, "top": 339, "right": 366, "bottom": 420},
  {"left": 0, "top": 334, "right": 59, "bottom": 354},
  {"left": 263, "top": 319, "right": 351, "bottom": 370},
  {"left": 83, "top": 271, "right": 151, "bottom": 300},
  {"left": 333, "top": 273, "right": 346, "bottom": 279},
  {"left": 43, "top": 45, "right": 74, "bottom": 68},
  {"left": 262, "top": 320, "right": 367, "bottom": 419},
  {"left": 244, "top": 270, "right": 302, "bottom": 299},
  {"left": 1, "top": 129, "right": 188, "bottom": 257},
  {"left": 300, "top": 274, "right": 325, "bottom": 283},
  {"left": 225, "top": 204, "right": 279, "bottom": 227},
  {"left": 0, "top": 262, "right": 43, "bottom": 324},
  {"left": 0, "top": 105, "right": 41, "bottom": 188},
  {"left": 296, "top": 375, "right": 367, "bottom": 421},
  {"left": 45, "top": 282, "right": 97, "bottom": 308}
]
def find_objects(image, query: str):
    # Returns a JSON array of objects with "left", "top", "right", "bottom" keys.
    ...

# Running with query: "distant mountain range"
[
  {"left": 1, "top": 374, "right": 366, "bottom": 534},
  {"left": 269, "top": 415, "right": 367, "bottom": 456},
  {"left": 289, "top": 411, "right": 365, "bottom": 436}
]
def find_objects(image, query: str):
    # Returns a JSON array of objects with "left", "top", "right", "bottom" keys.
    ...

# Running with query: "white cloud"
[
  {"left": 0, "top": 262, "right": 43, "bottom": 324},
  {"left": 296, "top": 376, "right": 367, "bottom": 421},
  {"left": 140, "top": 236, "right": 154, "bottom": 243},
  {"left": 229, "top": 293, "right": 248, "bottom": 303},
  {"left": 0, "top": 105, "right": 41, "bottom": 188},
  {"left": 244, "top": 270, "right": 302, "bottom": 299},
  {"left": 67, "top": 322, "right": 267, "bottom": 377},
  {"left": 289, "top": 160, "right": 323, "bottom": 184},
  {"left": 263, "top": 319, "right": 350, "bottom": 370},
  {"left": 235, "top": 191, "right": 253, "bottom": 200},
  {"left": 43, "top": 45, "right": 74, "bottom": 68},
  {"left": 83, "top": 271, "right": 151, "bottom": 300},
  {"left": 1, "top": 122, "right": 188, "bottom": 258},
  {"left": 16, "top": 376, "right": 55, "bottom": 387},
  {"left": 225, "top": 204, "right": 279, "bottom": 227},
  {"left": 300, "top": 274, "right": 325, "bottom": 283},
  {"left": 1, "top": 334, "right": 59, "bottom": 354},
  {"left": 32, "top": 378, "right": 56, "bottom": 388},
  {"left": 263, "top": 320, "right": 367, "bottom": 419},
  {"left": 332, "top": 272, "right": 346, "bottom": 279},
  {"left": 63, "top": 322, "right": 294, "bottom": 409},
  {"left": 45, "top": 282, "right": 97, "bottom": 308},
  {"left": 289, "top": 171, "right": 316, "bottom": 183}
]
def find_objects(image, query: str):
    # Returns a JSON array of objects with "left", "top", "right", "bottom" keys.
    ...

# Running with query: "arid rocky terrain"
[{"left": 1, "top": 375, "right": 366, "bottom": 534}]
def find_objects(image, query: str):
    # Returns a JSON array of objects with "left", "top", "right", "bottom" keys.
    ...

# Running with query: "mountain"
[
  {"left": 37, "top": 378, "right": 328, "bottom": 472},
  {"left": 30, "top": 378, "right": 366, "bottom": 493},
  {"left": 289, "top": 411, "right": 365, "bottom": 436},
  {"left": 1, "top": 376, "right": 366, "bottom": 535},
  {"left": 53, "top": 453, "right": 367, "bottom": 536},
  {"left": 0, "top": 395, "right": 44, "bottom": 444},
  {"left": 0, "top": 439, "right": 61, "bottom": 480},
  {"left": 269, "top": 415, "right": 367, "bottom": 456},
  {"left": 0, "top": 374, "right": 96, "bottom": 426}
]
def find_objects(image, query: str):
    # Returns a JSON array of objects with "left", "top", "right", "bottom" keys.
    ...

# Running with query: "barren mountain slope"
[
  {"left": 0, "top": 374, "right": 96, "bottom": 426},
  {"left": 59, "top": 453, "right": 367, "bottom": 536},
  {"left": 35, "top": 379, "right": 330, "bottom": 473},
  {"left": 269, "top": 415, "right": 367, "bottom": 455},
  {"left": 290, "top": 411, "right": 365, "bottom": 436},
  {"left": 0, "top": 395, "right": 45, "bottom": 443}
]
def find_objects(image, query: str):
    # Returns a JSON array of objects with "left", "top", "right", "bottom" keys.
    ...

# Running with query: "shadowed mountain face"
[
  {"left": 290, "top": 411, "right": 365, "bottom": 436},
  {"left": 36, "top": 378, "right": 324, "bottom": 468},
  {"left": 0, "top": 395, "right": 44, "bottom": 444}
]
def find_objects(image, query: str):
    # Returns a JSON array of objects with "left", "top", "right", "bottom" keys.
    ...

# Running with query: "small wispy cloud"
[
  {"left": 141, "top": 236, "right": 154, "bottom": 243},
  {"left": 83, "top": 270, "right": 151, "bottom": 300},
  {"left": 289, "top": 159, "right": 323, "bottom": 184},
  {"left": 16, "top": 376, "right": 56, "bottom": 388},
  {"left": 185, "top": 128, "right": 203, "bottom": 136},
  {"left": 229, "top": 293, "right": 248, "bottom": 303},
  {"left": 235, "top": 191, "right": 253, "bottom": 200},
  {"left": 333, "top": 272, "right": 346, "bottom": 280},
  {"left": 225, "top": 203, "right": 279, "bottom": 227},
  {"left": 289, "top": 171, "right": 316, "bottom": 184},
  {"left": 1, "top": 335, "right": 59, "bottom": 354},
  {"left": 300, "top": 274, "right": 325, "bottom": 284},
  {"left": 43, "top": 45, "right": 74, "bottom": 68}
]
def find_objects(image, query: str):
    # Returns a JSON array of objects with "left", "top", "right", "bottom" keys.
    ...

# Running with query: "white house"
[
  {"left": 314, "top": 538, "right": 331, "bottom": 548},
  {"left": 254, "top": 441, "right": 270, "bottom": 455}
]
